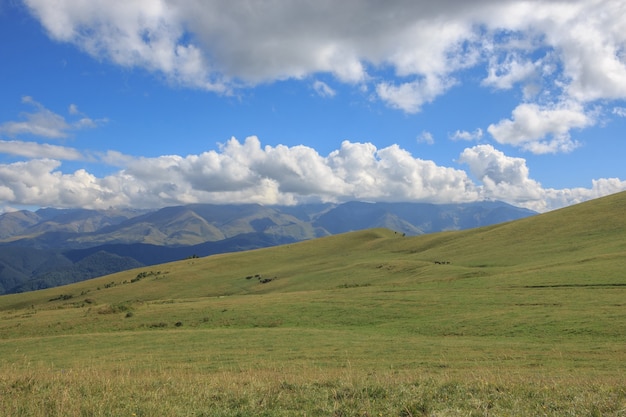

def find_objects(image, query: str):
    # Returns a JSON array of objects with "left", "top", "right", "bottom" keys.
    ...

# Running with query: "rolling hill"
[
  {"left": 0, "top": 200, "right": 534, "bottom": 294},
  {"left": 1, "top": 190, "right": 623, "bottom": 309}
]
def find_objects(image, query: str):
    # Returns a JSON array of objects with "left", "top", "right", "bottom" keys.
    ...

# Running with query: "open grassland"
[{"left": 1, "top": 192, "right": 625, "bottom": 415}]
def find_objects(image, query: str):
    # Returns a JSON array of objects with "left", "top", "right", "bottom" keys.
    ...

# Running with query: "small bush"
[{"left": 49, "top": 294, "right": 73, "bottom": 302}]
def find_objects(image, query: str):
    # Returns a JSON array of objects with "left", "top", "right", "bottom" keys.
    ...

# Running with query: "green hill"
[
  {"left": 0, "top": 200, "right": 534, "bottom": 294},
  {"left": 0, "top": 192, "right": 624, "bottom": 416}
]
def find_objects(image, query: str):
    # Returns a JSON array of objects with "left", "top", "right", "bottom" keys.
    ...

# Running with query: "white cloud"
[
  {"left": 547, "top": 1, "right": 626, "bottom": 103},
  {"left": 450, "top": 128, "right": 483, "bottom": 141},
  {"left": 0, "top": 96, "right": 72, "bottom": 139},
  {"left": 540, "top": 178, "right": 626, "bottom": 211},
  {"left": 22, "top": 0, "right": 626, "bottom": 138},
  {"left": 312, "top": 80, "right": 336, "bottom": 98},
  {"left": 482, "top": 54, "right": 537, "bottom": 91},
  {"left": 458, "top": 144, "right": 626, "bottom": 212},
  {"left": 459, "top": 144, "right": 541, "bottom": 192},
  {"left": 0, "top": 96, "right": 106, "bottom": 139},
  {"left": 0, "top": 140, "right": 84, "bottom": 160},
  {"left": 376, "top": 76, "right": 455, "bottom": 113},
  {"left": 417, "top": 131, "right": 434, "bottom": 145},
  {"left": 0, "top": 137, "right": 477, "bottom": 210},
  {"left": 25, "top": 0, "right": 226, "bottom": 92},
  {"left": 487, "top": 102, "right": 593, "bottom": 154},
  {"left": 1, "top": 137, "right": 623, "bottom": 213},
  {"left": 18, "top": 2, "right": 620, "bottom": 94},
  {"left": 0, "top": 159, "right": 116, "bottom": 208},
  {"left": 327, "top": 141, "right": 477, "bottom": 203}
]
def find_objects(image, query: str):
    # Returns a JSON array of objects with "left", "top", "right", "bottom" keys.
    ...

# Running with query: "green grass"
[{"left": 1, "top": 192, "right": 625, "bottom": 415}]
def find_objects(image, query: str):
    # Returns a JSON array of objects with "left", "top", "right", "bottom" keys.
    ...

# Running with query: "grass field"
[{"left": 1, "top": 192, "right": 625, "bottom": 415}]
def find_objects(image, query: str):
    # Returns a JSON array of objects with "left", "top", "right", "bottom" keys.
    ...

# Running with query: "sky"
[{"left": 1, "top": 0, "right": 625, "bottom": 213}]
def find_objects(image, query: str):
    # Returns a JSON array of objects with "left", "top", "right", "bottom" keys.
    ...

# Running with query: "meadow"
[{"left": 0, "top": 192, "right": 625, "bottom": 415}]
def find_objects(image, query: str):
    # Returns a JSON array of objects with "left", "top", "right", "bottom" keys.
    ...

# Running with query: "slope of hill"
[
  {"left": 1, "top": 191, "right": 622, "bottom": 307},
  {"left": 0, "top": 192, "right": 623, "bottom": 416},
  {"left": 0, "top": 200, "right": 535, "bottom": 294}
]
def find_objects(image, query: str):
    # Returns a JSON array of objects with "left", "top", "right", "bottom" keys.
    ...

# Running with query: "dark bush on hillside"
[
  {"left": 49, "top": 294, "right": 73, "bottom": 302},
  {"left": 131, "top": 270, "right": 163, "bottom": 283},
  {"left": 245, "top": 274, "right": 276, "bottom": 284}
]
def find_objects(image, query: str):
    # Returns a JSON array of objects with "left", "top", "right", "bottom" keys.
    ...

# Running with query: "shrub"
[{"left": 48, "top": 294, "right": 73, "bottom": 302}]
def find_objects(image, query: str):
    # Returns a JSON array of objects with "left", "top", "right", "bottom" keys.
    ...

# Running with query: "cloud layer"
[
  {"left": 1, "top": 135, "right": 625, "bottom": 213},
  {"left": 23, "top": 0, "right": 626, "bottom": 153}
]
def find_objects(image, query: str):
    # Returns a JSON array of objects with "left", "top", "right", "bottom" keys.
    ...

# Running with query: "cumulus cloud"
[
  {"left": 118, "top": 137, "right": 478, "bottom": 206},
  {"left": 24, "top": 0, "right": 224, "bottom": 92},
  {"left": 458, "top": 144, "right": 626, "bottom": 212},
  {"left": 0, "top": 96, "right": 105, "bottom": 139},
  {"left": 0, "top": 137, "right": 476, "bottom": 210},
  {"left": 487, "top": 102, "right": 594, "bottom": 154},
  {"left": 539, "top": 178, "right": 626, "bottom": 212},
  {"left": 1, "top": 137, "right": 624, "bottom": 213},
  {"left": 376, "top": 76, "right": 456, "bottom": 114},
  {"left": 459, "top": 144, "right": 544, "bottom": 204},
  {"left": 0, "top": 159, "right": 116, "bottom": 208},
  {"left": 417, "top": 131, "right": 434, "bottom": 145},
  {"left": 22, "top": 0, "right": 626, "bottom": 153},
  {"left": 482, "top": 55, "right": 537, "bottom": 91},
  {"left": 450, "top": 128, "right": 483, "bottom": 141}
]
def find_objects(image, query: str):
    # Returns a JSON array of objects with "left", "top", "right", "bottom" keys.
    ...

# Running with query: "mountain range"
[{"left": 0, "top": 200, "right": 535, "bottom": 294}]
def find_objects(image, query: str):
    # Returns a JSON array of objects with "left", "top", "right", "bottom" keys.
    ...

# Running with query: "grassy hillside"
[{"left": 0, "top": 192, "right": 624, "bottom": 416}]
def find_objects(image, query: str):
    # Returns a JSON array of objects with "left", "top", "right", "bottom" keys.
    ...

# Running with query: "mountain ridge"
[{"left": 0, "top": 200, "right": 535, "bottom": 294}]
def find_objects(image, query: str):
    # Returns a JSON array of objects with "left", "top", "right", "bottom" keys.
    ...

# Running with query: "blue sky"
[{"left": 1, "top": 0, "right": 625, "bottom": 212}]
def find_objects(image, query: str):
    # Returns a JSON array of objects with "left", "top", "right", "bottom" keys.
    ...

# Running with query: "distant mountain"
[
  {"left": 311, "top": 201, "right": 536, "bottom": 235},
  {"left": 0, "top": 201, "right": 535, "bottom": 294},
  {"left": 0, "top": 208, "right": 149, "bottom": 245}
]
